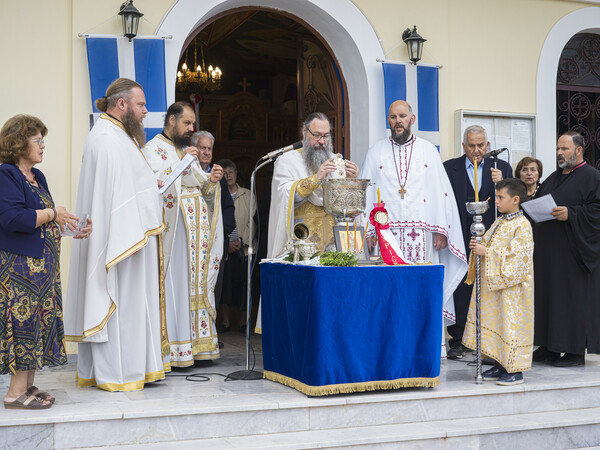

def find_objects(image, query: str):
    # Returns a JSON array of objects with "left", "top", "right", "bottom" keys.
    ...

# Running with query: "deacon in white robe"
[
  {"left": 360, "top": 100, "right": 467, "bottom": 355},
  {"left": 65, "top": 79, "right": 166, "bottom": 391},
  {"left": 142, "top": 102, "right": 224, "bottom": 366}
]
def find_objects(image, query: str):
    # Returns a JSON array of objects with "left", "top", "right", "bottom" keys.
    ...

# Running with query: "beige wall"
[
  {"left": 355, "top": 0, "right": 582, "bottom": 159},
  {"left": 0, "top": 0, "right": 591, "bottom": 284}
]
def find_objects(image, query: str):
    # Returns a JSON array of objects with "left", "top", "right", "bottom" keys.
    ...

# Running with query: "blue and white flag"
[
  {"left": 382, "top": 61, "right": 439, "bottom": 148},
  {"left": 86, "top": 36, "right": 167, "bottom": 141}
]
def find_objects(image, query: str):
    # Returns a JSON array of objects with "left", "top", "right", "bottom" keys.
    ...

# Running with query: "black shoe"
[
  {"left": 447, "top": 346, "right": 465, "bottom": 360},
  {"left": 553, "top": 353, "right": 585, "bottom": 367},
  {"left": 482, "top": 357, "right": 495, "bottom": 366},
  {"left": 496, "top": 371, "right": 524, "bottom": 386},
  {"left": 532, "top": 346, "right": 560, "bottom": 362},
  {"left": 482, "top": 366, "right": 505, "bottom": 381}
]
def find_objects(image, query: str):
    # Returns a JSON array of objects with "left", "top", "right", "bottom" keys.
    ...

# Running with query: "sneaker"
[
  {"left": 482, "top": 366, "right": 505, "bottom": 381},
  {"left": 496, "top": 372, "right": 524, "bottom": 386},
  {"left": 447, "top": 346, "right": 465, "bottom": 360}
]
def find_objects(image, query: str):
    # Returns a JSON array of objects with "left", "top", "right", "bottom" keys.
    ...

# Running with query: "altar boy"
[{"left": 462, "top": 178, "right": 534, "bottom": 385}]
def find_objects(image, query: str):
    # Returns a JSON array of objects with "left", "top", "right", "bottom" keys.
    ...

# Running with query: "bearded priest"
[
  {"left": 142, "top": 102, "right": 224, "bottom": 367},
  {"left": 360, "top": 100, "right": 467, "bottom": 357},
  {"left": 267, "top": 112, "right": 360, "bottom": 258}
]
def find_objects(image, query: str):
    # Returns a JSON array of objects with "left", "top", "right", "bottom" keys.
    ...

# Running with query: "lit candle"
[
  {"left": 474, "top": 159, "right": 479, "bottom": 202},
  {"left": 346, "top": 222, "right": 350, "bottom": 250},
  {"left": 354, "top": 222, "right": 357, "bottom": 251},
  {"left": 360, "top": 221, "right": 369, "bottom": 252},
  {"left": 377, "top": 188, "right": 381, "bottom": 205}
]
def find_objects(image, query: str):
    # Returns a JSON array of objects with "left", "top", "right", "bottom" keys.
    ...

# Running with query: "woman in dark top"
[
  {"left": 515, "top": 156, "right": 543, "bottom": 201},
  {"left": 0, "top": 115, "right": 91, "bottom": 409}
]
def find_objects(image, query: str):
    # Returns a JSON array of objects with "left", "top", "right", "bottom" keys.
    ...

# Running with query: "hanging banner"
[
  {"left": 382, "top": 61, "right": 440, "bottom": 149},
  {"left": 85, "top": 36, "right": 167, "bottom": 141}
]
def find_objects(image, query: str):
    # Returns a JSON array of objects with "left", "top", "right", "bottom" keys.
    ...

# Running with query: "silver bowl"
[
  {"left": 466, "top": 201, "right": 490, "bottom": 215},
  {"left": 322, "top": 178, "right": 371, "bottom": 223}
]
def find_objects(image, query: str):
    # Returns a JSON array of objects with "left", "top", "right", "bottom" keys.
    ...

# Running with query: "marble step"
[
  {"left": 75, "top": 406, "right": 600, "bottom": 449},
  {"left": 8, "top": 379, "right": 600, "bottom": 449}
]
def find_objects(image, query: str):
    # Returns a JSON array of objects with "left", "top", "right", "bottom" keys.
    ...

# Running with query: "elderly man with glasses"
[{"left": 267, "top": 112, "right": 359, "bottom": 259}]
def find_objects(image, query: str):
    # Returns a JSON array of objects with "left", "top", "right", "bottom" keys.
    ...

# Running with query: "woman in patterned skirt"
[{"left": 0, "top": 115, "right": 91, "bottom": 409}]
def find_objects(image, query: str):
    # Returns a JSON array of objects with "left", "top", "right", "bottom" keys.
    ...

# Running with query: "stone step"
[
  {"left": 74, "top": 406, "right": 600, "bottom": 449},
  {"left": 3, "top": 353, "right": 600, "bottom": 449}
]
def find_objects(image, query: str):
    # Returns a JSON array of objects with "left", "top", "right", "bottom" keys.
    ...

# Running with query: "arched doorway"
[
  {"left": 556, "top": 32, "right": 600, "bottom": 168},
  {"left": 174, "top": 9, "right": 349, "bottom": 187},
  {"left": 156, "top": 0, "right": 385, "bottom": 169},
  {"left": 536, "top": 7, "right": 600, "bottom": 179}
]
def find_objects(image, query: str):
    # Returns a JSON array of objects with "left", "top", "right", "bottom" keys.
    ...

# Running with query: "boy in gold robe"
[{"left": 463, "top": 178, "right": 534, "bottom": 385}]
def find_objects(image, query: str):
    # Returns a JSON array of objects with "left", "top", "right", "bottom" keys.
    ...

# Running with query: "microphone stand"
[{"left": 227, "top": 158, "right": 272, "bottom": 381}]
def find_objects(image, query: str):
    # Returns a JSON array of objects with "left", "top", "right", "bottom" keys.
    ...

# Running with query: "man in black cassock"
[
  {"left": 443, "top": 125, "right": 512, "bottom": 359},
  {"left": 533, "top": 131, "right": 600, "bottom": 367}
]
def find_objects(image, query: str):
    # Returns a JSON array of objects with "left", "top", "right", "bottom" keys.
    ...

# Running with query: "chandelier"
[{"left": 177, "top": 43, "right": 222, "bottom": 91}]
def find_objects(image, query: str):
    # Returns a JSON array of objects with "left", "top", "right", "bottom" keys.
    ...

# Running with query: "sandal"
[
  {"left": 27, "top": 386, "right": 55, "bottom": 404},
  {"left": 4, "top": 393, "right": 52, "bottom": 410}
]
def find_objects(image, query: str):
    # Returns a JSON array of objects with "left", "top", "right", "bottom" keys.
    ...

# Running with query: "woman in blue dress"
[{"left": 0, "top": 115, "right": 91, "bottom": 409}]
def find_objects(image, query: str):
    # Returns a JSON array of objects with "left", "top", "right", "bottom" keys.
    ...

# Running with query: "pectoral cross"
[{"left": 398, "top": 185, "right": 407, "bottom": 199}]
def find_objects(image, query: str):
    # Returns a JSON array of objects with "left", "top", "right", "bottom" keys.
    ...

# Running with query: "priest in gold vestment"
[
  {"left": 142, "top": 102, "right": 224, "bottom": 366},
  {"left": 463, "top": 179, "right": 534, "bottom": 385},
  {"left": 267, "top": 112, "right": 359, "bottom": 259}
]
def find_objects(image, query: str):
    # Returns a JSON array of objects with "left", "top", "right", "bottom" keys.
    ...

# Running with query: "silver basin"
[{"left": 322, "top": 178, "right": 371, "bottom": 223}]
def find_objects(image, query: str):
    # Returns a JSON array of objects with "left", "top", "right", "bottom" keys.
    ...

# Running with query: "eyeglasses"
[
  {"left": 30, "top": 138, "right": 44, "bottom": 146},
  {"left": 306, "top": 128, "right": 331, "bottom": 141}
]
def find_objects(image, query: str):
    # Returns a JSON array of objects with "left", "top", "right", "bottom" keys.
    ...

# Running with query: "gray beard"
[
  {"left": 123, "top": 109, "right": 146, "bottom": 147},
  {"left": 557, "top": 153, "right": 578, "bottom": 170},
  {"left": 303, "top": 137, "right": 334, "bottom": 174}
]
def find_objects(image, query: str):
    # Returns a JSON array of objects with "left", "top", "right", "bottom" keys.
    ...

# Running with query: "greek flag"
[
  {"left": 85, "top": 36, "right": 167, "bottom": 141},
  {"left": 382, "top": 62, "right": 439, "bottom": 148}
]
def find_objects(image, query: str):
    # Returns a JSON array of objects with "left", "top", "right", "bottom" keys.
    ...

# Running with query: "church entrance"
[
  {"left": 557, "top": 32, "right": 600, "bottom": 169},
  {"left": 174, "top": 9, "right": 349, "bottom": 188}
]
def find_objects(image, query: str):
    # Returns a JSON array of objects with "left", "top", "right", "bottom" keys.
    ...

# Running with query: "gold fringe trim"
[{"left": 263, "top": 370, "right": 439, "bottom": 396}]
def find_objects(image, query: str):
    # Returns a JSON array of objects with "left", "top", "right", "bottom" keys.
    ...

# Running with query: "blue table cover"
[{"left": 261, "top": 263, "right": 444, "bottom": 396}]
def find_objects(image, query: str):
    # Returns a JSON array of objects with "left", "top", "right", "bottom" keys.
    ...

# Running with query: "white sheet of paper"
[
  {"left": 521, "top": 194, "right": 557, "bottom": 223},
  {"left": 158, "top": 153, "right": 196, "bottom": 195}
]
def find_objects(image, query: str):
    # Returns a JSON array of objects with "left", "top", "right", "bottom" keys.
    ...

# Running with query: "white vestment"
[
  {"left": 65, "top": 114, "right": 166, "bottom": 391},
  {"left": 143, "top": 134, "right": 224, "bottom": 366},
  {"left": 360, "top": 136, "right": 467, "bottom": 353}
]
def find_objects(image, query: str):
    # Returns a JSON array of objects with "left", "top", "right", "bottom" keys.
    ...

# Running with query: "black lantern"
[
  {"left": 119, "top": 0, "right": 143, "bottom": 41},
  {"left": 402, "top": 26, "right": 426, "bottom": 64}
]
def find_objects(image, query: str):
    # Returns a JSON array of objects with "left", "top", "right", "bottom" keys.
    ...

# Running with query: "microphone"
[
  {"left": 261, "top": 141, "right": 302, "bottom": 161},
  {"left": 483, "top": 148, "right": 508, "bottom": 158}
]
